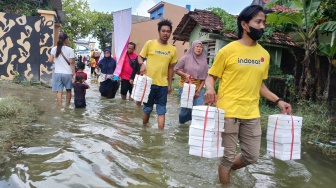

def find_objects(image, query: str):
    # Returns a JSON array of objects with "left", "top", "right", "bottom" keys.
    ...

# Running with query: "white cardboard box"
[
  {"left": 189, "top": 146, "right": 224, "bottom": 158},
  {"left": 132, "top": 75, "right": 152, "bottom": 91},
  {"left": 192, "top": 106, "right": 225, "bottom": 120},
  {"left": 132, "top": 90, "right": 151, "bottom": 97},
  {"left": 190, "top": 124, "right": 224, "bottom": 132},
  {"left": 133, "top": 93, "right": 151, "bottom": 98},
  {"left": 189, "top": 126, "right": 223, "bottom": 138},
  {"left": 132, "top": 90, "right": 151, "bottom": 101},
  {"left": 266, "top": 133, "right": 301, "bottom": 144},
  {"left": 131, "top": 75, "right": 152, "bottom": 102},
  {"left": 268, "top": 114, "right": 303, "bottom": 127},
  {"left": 182, "top": 83, "right": 196, "bottom": 91},
  {"left": 132, "top": 97, "right": 149, "bottom": 103},
  {"left": 267, "top": 123, "right": 302, "bottom": 136},
  {"left": 181, "top": 83, "right": 196, "bottom": 109},
  {"left": 181, "top": 101, "right": 194, "bottom": 109},
  {"left": 181, "top": 101, "right": 193, "bottom": 105},
  {"left": 266, "top": 141, "right": 301, "bottom": 152},
  {"left": 188, "top": 135, "right": 222, "bottom": 148},
  {"left": 266, "top": 148, "right": 301, "bottom": 160},
  {"left": 133, "top": 74, "right": 153, "bottom": 84},
  {"left": 133, "top": 84, "right": 151, "bottom": 91},
  {"left": 191, "top": 116, "right": 224, "bottom": 130},
  {"left": 182, "top": 89, "right": 196, "bottom": 94},
  {"left": 181, "top": 95, "right": 195, "bottom": 100},
  {"left": 133, "top": 84, "right": 151, "bottom": 90}
]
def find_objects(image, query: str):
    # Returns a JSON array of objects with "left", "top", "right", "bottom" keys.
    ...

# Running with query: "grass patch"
[
  {"left": 0, "top": 96, "right": 42, "bottom": 166},
  {"left": 0, "top": 96, "right": 39, "bottom": 124},
  {"left": 295, "top": 100, "right": 335, "bottom": 144}
]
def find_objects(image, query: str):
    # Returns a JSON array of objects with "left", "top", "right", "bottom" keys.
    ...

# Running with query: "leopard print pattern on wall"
[{"left": 0, "top": 12, "right": 54, "bottom": 85}]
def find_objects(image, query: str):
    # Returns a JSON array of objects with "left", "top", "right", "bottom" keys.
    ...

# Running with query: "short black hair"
[
  {"left": 237, "top": 5, "right": 265, "bottom": 39},
  {"left": 77, "top": 62, "right": 85, "bottom": 70},
  {"left": 158, "top": 19, "right": 172, "bottom": 32},
  {"left": 76, "top": 73, "right": 84, "bottom": 82},
  {"left": 129, "top": 42, "right": 136, "bottom": 48}
]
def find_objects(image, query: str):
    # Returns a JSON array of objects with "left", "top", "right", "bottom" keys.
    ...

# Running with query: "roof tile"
[{"left": 173, "top": 9, "right": 298, "bottom": 47}]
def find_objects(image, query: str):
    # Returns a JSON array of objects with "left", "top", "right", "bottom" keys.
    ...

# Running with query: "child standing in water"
[
  {"left": 75, "top": 62, "right": 87, "bottom": 81},
  {"left": 73, "top": 74, "right": 90, "bottom": 108}
]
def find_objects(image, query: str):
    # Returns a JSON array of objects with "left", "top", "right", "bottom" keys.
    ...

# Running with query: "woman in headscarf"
[
  {"left": 174, "top": 40, "right": 208, "bottom": 124},
  {"left": 97, "top": 47, "right": 119, "bottom": 99},
  {"left": 48, "top": 32, "right": 75, "bottom": 106}
]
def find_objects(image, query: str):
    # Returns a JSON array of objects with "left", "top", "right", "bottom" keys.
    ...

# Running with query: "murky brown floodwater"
[{"left": 1, "top": 67, "right": 336, "bottom": 188}]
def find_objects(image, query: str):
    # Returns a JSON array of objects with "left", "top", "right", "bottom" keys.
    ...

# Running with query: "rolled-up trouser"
[
  {"left": 143, "top": 85, "right": 168, "bottom": 115},
  {"left": 220, "top": 118, "right": 261, "bottom": 170}
]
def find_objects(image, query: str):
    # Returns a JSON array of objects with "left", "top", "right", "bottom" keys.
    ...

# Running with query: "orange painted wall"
[{"left": 130, "top": 2, "right": 189, "bottom": 59}]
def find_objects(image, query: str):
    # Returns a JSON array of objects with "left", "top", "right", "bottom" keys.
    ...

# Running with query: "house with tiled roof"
[
  {"left": 172, "top": 8, "right": 304, "bottom": 99},
  {"left": 173, "top": 9, "right": 299, "bottom": 65}
]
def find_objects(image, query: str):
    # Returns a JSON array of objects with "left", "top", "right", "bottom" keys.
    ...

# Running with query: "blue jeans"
[
  {"left": 143, "top": 85, "right": 168, "bottom": 115},
  {"left": 178, "top": 86, "right": 205, "bottom": 124}
]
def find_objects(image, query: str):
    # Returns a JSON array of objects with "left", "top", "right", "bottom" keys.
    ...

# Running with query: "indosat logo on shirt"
[
  {"left": 155, "top": 50, "right": 170, "bottom": 56},
  {"left": 237, "top": 57, "right": 265, "bottom": 66}
]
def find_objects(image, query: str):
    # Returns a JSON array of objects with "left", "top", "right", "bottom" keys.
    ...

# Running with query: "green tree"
[
  {"left": 62, "top": 0, "right": 93, "bottom": 47},
  {"left": 318, "top": 39, "right": 336, "bottom": 100},
  {"left": 266, "top": 0, "right": 336, "bottom": 100},
  {"left": 90, "top": 11, "right": 113, "bottom": 50},
  {"left": 207, "top": 7, "right": 289, "bottom": 42},
  {"left": 0, "top": 0, "right": 51, "bottom": 16},
  {"left": 207, "top": 7, "right": 237, "bottom": 33},
  {"left": 320, "top": 0, "right": 336, "bottom": 21}
]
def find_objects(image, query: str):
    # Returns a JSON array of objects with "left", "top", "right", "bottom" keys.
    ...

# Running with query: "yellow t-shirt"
[
  {"left": 90, "top": 57, "right": 96, "bottom": 67},
  {"left": 139, "top": 40, "right": 177, "bottom": 86},
  {"left": 208, "top": 41, "right": 270, "bottom": 119}
]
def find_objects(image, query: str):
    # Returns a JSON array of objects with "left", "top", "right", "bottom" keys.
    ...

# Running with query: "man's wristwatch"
[{"left": 274, "top": 98, "right": 284, "bottom": 105}]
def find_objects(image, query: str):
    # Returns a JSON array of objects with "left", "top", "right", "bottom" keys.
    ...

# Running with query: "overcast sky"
[
  {"left": 87, "top": 0, "right": 251, "bottom": 16},
  {"left": 82, "top": 0, "right": 252, "bottom": 47}
]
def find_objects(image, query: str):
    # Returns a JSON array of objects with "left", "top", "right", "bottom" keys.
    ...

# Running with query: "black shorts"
[{"left": 120, "top": 79, "right": 133, "bottom": 95}]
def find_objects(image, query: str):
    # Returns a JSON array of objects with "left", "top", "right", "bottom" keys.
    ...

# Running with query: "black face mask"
[{"left": 247, "top": 26, "right": 264, "bottom": 41}]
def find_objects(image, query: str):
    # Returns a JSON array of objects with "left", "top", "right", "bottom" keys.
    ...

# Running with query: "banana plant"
[
  {"left": 266, "top": 0, "right": 336, "bottom": 99},
  {"left": 318, "top": 39, "right": 336, "bottom": 100}
]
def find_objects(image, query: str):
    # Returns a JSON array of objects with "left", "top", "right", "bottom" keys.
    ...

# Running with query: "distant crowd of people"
[{"left": 48, "top": 5, "right": 292, "bottom": 185}]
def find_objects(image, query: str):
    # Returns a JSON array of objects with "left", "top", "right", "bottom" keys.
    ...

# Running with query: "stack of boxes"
[
  {"left": 131, "top": 75, "right": 152, "bottom": 103},
  {"left": 180, "top": 83, "right": 196, "bottom": 109},
  {"left": 266, "top": 114, "right": 303, "bottom": 160},
  {"left": 188, "top": 106, "right": 225, "bottom": 158}
]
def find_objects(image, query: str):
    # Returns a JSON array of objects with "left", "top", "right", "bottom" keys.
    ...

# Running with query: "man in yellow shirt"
[
  {"left": 204, "top": 5, "right": 292, "bottom": 184},
  {"left": 138, "top": 19, "right": 177, "bottom": 130}
]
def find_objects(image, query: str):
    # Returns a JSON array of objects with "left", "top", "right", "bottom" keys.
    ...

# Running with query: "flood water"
[{"left": 1, "top": 68, "right": 336, "bottom": 188}]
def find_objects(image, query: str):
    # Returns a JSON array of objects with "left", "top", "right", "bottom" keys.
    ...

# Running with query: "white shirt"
[{"left": 51, "top": 46, "right": 75, "bottom": 74}]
